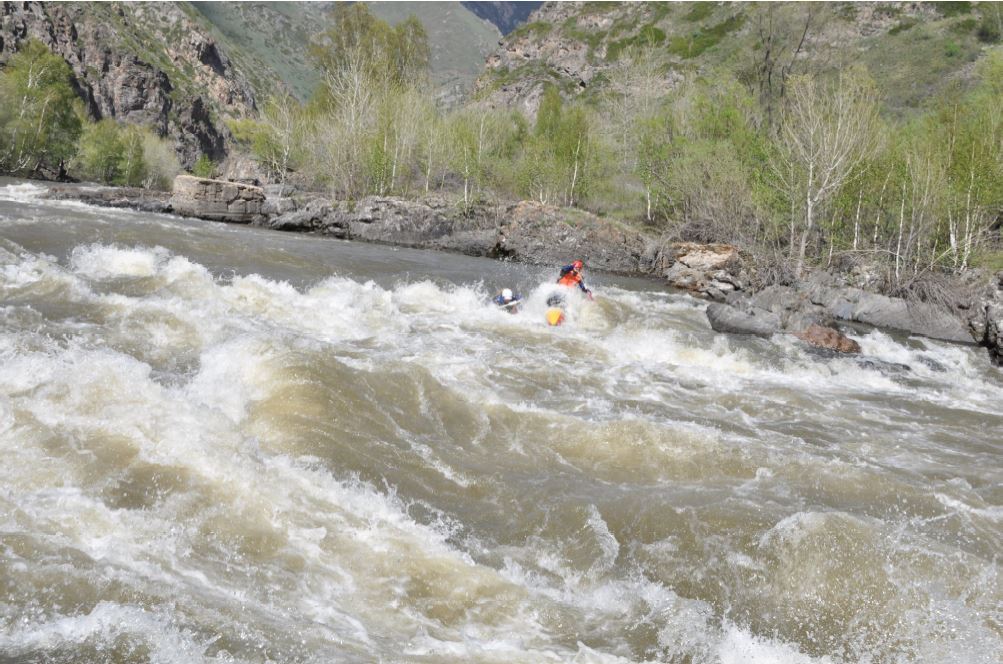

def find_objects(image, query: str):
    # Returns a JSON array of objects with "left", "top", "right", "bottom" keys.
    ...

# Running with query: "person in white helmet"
[{"left": 492, "top": 288, "right": 522, "bottom": 313}]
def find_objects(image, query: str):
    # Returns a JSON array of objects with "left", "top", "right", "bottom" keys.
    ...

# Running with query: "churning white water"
[{"left": 0, "top": 181, "right": 1000, "bottom": 663}]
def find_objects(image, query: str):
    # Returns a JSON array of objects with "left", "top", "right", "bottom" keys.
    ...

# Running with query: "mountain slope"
[
  {"left": 475, "top": 1, "right": 1001, "bottom": 117},
  {"left": 0, "top": 1, "right": 258, "bottom": 165},
  {"left": 191, "top": 1, "right": 503, "bottom": 102}
]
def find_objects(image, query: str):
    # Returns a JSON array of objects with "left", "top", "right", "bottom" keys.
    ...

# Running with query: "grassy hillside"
[
  {"left": 476, "top": 1, "right": 1002, "bottom": 116},
  {"left": 189, "top": 2, "right": 327, "bottom": 101}
]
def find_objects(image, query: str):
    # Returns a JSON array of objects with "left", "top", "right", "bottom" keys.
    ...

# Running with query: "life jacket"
[{"left": 557, "top": 270, "right": 581, "bottom": 288}]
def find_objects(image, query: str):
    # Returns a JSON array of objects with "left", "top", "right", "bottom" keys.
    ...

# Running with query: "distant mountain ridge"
[{"left": 461, "top": 1, "right": 544, "bottom": 34}]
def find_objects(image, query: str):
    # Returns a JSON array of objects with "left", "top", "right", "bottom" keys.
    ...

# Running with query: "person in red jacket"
[{"left": 557, "top": 260, "right": 593, "bottom": 298}]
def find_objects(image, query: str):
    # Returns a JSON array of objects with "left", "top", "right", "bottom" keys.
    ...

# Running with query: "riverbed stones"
[{"left": 170, "top": 175, "right": 265, "bottom": 223}]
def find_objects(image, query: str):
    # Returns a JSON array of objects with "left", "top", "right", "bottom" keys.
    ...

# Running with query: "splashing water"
[{"left": 1, "top": 180, "right": 1001, "bottom": 663}]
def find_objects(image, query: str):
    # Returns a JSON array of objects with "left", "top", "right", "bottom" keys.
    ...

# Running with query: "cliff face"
[{"left": 0, "top": 1, "right": 257, "bottom": 166}]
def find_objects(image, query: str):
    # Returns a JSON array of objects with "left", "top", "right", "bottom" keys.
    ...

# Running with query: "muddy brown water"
[{"left": 1, "top": 179, "right": 1000, "bottom": 663}]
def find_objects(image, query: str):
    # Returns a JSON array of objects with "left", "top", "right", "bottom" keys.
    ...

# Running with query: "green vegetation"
[
  {"left": 0, "top": 39, "right": 182, "bottom": 188},
  {"left": 511, "top": 21, "right": 552, "bottom": 40},
  {"left": 667, "top": 14, "right": 745, "bottom": 59},
  {"left": 607, "top": 24, "right": 666, "bottom": 61},
  {"left": 192, "top": 155, "right": 217, "bottom": 179},
  {"left": 683, "top": 3, "right": 715, "bottom": 22},
  {"left": 0, "top": 39, "right": 82, "bottom": 179}
]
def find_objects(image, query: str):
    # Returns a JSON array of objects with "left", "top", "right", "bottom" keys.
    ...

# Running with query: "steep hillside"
[
  {"left": 369, "top": 1, "right": 501, "bottom": 92},
  {"left": 0, "top": 1, "right": 257, "bottom": 165},
  {"left": 191, "top": 1, "right": 503, "bottom": 102},
  {"left": 474, "top": 1, "right": 1001, "bottom": 117}
]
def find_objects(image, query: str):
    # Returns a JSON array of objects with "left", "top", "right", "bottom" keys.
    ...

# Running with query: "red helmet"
[{"left": 572, "top": 260, "right": 584, "bottom": 270}]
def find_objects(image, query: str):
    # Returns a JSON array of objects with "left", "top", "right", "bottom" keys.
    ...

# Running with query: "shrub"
[
  {"left": 192, "top": 154, "right": 216, "bottom": 178},
  {"left": 141, "top": 132, "right": 181, "bottom": 190},
  {"left": 74, "top": 119, "right": 125, "bottom": 183},
  {"left": 977, "top": 14, "right": 1001, "bottom": 42}
]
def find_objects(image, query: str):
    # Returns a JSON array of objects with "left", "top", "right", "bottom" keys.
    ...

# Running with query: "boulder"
[
  {"left": 261, "top": 197, "right": 297, "bottom": 216},
  {"left": 794, "top": 324, "right": 862, "bottom": 354},
  {"left": 706, "top": 303, "right": 782, "bottom": 337},
  {"left": 660, "top": 242, "right": 743, "bottom": 298},
  {"left": 170, "top": 175, "right": 265, "bottom": 223},
  {"left": 670, "top": 242, "right": 741, "bottom": 272},
  {"left": 269, "top": 198, "right": 332, "bottom": 232}
]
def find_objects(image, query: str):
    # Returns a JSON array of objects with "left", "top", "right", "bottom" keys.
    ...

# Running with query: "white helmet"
[{"left": 501, "top": 288, "right": 513, "bottom": 300}]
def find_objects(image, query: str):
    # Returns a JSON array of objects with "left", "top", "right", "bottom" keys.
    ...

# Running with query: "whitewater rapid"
[{"left": 0, "top": 181, "right": 1000, "bottom": 663}]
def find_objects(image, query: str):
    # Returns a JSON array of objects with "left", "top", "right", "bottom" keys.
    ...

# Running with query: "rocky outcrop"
[
  {"left": 269, "top": 197, "right": 654, "bottom": 274},
  {"left": 967, "top": 272, "right": 1003, "bottom": 366},
  {"left": 170, "top": 175, "right": 263, "bottom": 223},
  {"left": 0, "top": 2, "right": 256, "bottom": 166},
  {"left": 705, "top": 272, "right": 983, "bottom": 355},
  {"left": 658, "top": 242, "right": 744, "bottom": 301},
  {"left": 804, "top": 284, "right": 972, "bottom": 343}
]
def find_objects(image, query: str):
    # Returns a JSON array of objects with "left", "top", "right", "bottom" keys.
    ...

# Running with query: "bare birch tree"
[{"left": 772, "top": 69, "right": 880, "bottom": 275}]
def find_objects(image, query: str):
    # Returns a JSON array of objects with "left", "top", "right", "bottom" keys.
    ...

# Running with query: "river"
[{"left": 1, "top": 179, "right": 1000, "bottom": 663}]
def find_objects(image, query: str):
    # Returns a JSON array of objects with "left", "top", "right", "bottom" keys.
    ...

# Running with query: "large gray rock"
[
  {"left": 706, "top": 303, "right": 781, "bottom": 337},
  {"left": 807, "top": 287, "right": 972, "bottom": 343},
  {"left": 170, "top": 175, "right": 264, "bottom": 223},
  {"left": 269, "top": 198, "right": 332, "bottom": 232}
]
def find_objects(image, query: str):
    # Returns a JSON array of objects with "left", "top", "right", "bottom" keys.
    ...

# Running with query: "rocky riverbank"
[{"left": 38, "top": 177, "right": 1003, "bottom": 367}]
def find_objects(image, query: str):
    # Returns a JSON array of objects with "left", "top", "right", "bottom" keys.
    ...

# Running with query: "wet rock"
[
  {"left": 793, "top": 324, "right": 861, "bottom": 354},
  {"left": 856, "top": 358, "right": 912, "bottom": 374},
  {"left": 44, "top": 186, "right": 171, "bottom": 213},
  {"left": 269, "top": 198, "right": 331, "bottom": 232},
  {"left": 170, "top": 175, "right": 264, "bottom": 223},
  {"left": 706, "top": 303, "right": 781, "bottom": 337}
]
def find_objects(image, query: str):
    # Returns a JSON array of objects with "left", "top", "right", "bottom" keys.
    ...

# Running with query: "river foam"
[{"left": 1, "top": 232, "right": 1000, "bottom": 663}]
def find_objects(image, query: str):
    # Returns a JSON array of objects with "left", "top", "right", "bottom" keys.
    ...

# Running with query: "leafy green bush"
[
  {"left": 192, "top": 154, "right": 217, "bottom": 178},
  {"left": 944, "top": 39, "right": 961, "bottom": 57},
  {"left": 74, "top": 119, "right": 126, "bottom": 183},
  {"left": 0, "top": 39, "right": 82, "bottom": 178},
  {"left": 140, "top": 132, "right": 181, "bottom": 190}
]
